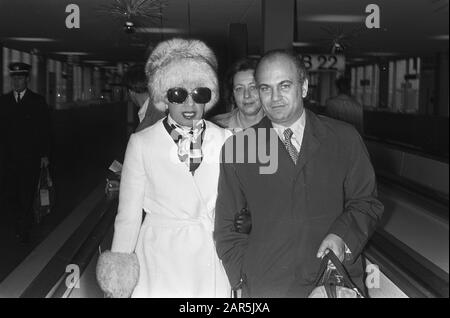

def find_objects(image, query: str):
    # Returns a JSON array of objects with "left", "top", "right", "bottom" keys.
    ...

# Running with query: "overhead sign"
[{"left": 298, "top": 54, "right": 345, "bottom": 72}]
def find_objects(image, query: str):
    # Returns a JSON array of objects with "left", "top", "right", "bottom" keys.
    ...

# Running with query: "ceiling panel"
[{"left": 0, "top": 0, "right": 447, "bottom": 64}]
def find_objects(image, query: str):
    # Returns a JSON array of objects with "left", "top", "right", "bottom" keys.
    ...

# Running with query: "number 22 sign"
[{"left": 298, "top": 54, "right": 345, "bottom": 72}]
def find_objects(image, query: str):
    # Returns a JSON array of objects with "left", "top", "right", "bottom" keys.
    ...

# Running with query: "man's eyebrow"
[{"left": 279, "top": 80, "right": 293, "bottom": 85}]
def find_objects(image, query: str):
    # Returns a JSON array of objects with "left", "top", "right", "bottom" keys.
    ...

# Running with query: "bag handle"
[
  {"left": 313, "top": 249, "right": 359, "bottom": 291},
  {"left": 324, "top": 250, "right": 360, "bottom": 290},
  {"left": 36, "top": 166, "right": 45, "bottom": 191},
  {"left": 313, "top": 250, "right": 334, "bottom": 286}
]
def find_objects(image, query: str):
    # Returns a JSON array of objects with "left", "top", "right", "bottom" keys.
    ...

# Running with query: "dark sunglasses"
[{"left": 167, "top": 87, "right": 212, "bottom": 104}]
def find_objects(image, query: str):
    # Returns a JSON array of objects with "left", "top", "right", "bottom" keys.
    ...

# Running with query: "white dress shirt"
[
  {"left": 14, "top": 89, "right": 27, "bottom": 103},
  {"left": 272, "top": 109, "right": 306, "bottom": 152}
]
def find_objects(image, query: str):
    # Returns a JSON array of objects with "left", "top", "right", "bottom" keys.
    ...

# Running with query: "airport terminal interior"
[{"left": 0, "top": 0, "right": 448, "bottom": 298}]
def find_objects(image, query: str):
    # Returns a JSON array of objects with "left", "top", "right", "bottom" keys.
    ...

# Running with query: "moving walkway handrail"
[
  {"left": 18, "top": 194, "right": 448, "bottom": 298},
  {"left": 377, "top": 172, "right": 449, "bottom": 211},
  {"left": 365, "top": 229, "right": 449, "bottom": 298},
  {"left": 19, "top": 194, "right": 118, "bottom": 298},
  {"left": 363, "top": 134, "right": 449, "bottom": 164},
  {"left": 49, "top": 195, "right": 118, "bottom": 298},
  {"left": 48, "top": 204, "right": 448, "bottom": 298}
]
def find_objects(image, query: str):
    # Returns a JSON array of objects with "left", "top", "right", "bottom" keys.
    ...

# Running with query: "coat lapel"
[
  {"left": 161, "top": 119, "right": 214, "bottom": 214},
  {"left": 258, "top": 116, "right": 297, "bottom": 179},
  {"left": 294, "top": 110, "right": 326, "bottom": 177},
  {"left": 6, "top": 91, "right": 15, "bottom": 104}
]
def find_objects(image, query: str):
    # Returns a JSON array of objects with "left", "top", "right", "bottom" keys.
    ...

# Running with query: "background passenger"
[
  {"left": 122, "top": 63, "right": 165, "bottom": 127},
  {"left": 211, "top": 58, "right": 264, "bottom": 131},
  {"left": 325, "top": 76, "right": 364, "bottom": 134},
  {"left": 1, "top": 62, "right": 51, "bottom": 244}
]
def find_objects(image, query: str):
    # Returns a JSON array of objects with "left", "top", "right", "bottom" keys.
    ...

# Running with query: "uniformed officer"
[{"left": 1, "top": 62, "right": 51, "bottom": 244}]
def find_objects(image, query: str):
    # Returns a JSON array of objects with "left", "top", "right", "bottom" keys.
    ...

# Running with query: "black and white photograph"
[{"left": 0, "top": 0, "right": 448, "bottom": 304}]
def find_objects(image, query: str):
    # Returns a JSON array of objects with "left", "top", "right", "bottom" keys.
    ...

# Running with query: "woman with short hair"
[{"left": 212, "top": 58, "right": 264, "bottom": 131}]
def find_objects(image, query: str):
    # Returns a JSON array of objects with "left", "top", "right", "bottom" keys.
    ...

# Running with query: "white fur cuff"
[{"left": 96, "top": 251, "right": 140, "bottom": 298}]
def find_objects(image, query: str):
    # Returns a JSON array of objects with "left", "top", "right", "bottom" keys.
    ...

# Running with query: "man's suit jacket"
[
  {"left": 135, "top": 100, "right": 166, "bottom": 133},
  {"left": 214, "top": 109, "right": 384, "bottom": 297},
  {"left": 1, "top": 90, "right": 51, "bottom": 169}
]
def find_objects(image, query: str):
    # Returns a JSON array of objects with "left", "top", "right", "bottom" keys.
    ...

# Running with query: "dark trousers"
[{"left": 6, "top": 160, "right": 40, "bottom": 236}]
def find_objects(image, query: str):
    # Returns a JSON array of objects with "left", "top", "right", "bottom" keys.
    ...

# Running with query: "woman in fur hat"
[{"left": 97, "top": 38, "right": 231, "bottom": 298}]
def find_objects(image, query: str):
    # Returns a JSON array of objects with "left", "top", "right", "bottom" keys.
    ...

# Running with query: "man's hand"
[
  {"left": 40, "top": 157, "right": 49, "bottom": 168},
  {"left": 316, "top": 233, "right": 345, "bottom": 262},
  {"left": 234, "top": 208, "right": 252, "bottom": 234}
]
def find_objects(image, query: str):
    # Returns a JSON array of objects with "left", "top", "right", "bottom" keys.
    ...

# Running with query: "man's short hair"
[
  {"left": 224, "top": 58, "right": 259, "bottom": 107},
  {"left": 123, "top": 64, "right": 147, "bottom": 94},
  {"left": 257, "top": 49, "right": 308, "bottom": 85}
]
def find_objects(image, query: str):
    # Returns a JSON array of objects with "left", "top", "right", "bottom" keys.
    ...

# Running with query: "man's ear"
[{"left": 301, "top": 79, "right": 308, "bottom": 98}]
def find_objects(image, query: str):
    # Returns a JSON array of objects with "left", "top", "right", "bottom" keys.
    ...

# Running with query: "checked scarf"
[{"left": 164, "top": 115, "right": 205, "bottom": 174}]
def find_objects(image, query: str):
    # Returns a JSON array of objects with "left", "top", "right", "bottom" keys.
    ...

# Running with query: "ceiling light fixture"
[
  {"left": 364, "top": 52, "right": 399, "bottom": 56},
  {"left": 430, "top": 34, "right": 449, "bottom": 40},
  {"left": 134, "top": 27, "right": 186, "bottom": 34},
  {"left": 6, "top": 37, "right": 57, "bottom": 42},
  {"left": 292, "top": 42, "right": 313, "bottom": 47},
  {"left": 348, "top": 58, "right": 367, "bottom": 62},
  {"left": 54, "top": 52, "right": 90, "bottom": 56},
  {"left": 84, "top": 60, "right": 109, "bottom": 64},
  {"left": 124, "top": 21, "right": 136, "bottom": 34},
  {"left": 97, "top": 0, "right": 168, "bottom": 34},
  {"left": 300, "top": 15, "right": 365, "bottom": 23}
]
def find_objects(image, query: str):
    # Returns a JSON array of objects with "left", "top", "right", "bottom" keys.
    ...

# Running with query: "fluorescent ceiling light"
[
  {"left": 54, "top": 52, "right": 90, "bottom": 56},
  {"left": 430, "top": 34, "right": 449, "bottom": 40},
  {"left": 348, "top": 58, "right": 367, "bottom": 62},
  {"left": 365, "top": 52, "right": 399, "bottom": 56},
  {"left": 6, "top": 37, "right": 57, "bottom": 42},
  {"left": 300, "top": 15, "right": 365, "bottom": 23},
  {"left": 84, "top": 60, "right": 109, "bottom": 64},
  {"left": 135, "top": 27, "right": 186, "bottom": 34},
  {"left": 292, "top": 42, "right": 313, "bottom": 47}
]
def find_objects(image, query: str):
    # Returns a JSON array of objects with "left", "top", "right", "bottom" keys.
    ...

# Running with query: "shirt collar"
[
  {"left": 137, "top": 98, "right": 149, "bottom": 123},
  {"left": 272, "top": 109, "right": 306, "bottom": 139},
  {"left": 167, "top": 114, "right": 204, "bottom": 131},
  {"left": 14, "top": 88, "right": 27, "bottom": 96}
]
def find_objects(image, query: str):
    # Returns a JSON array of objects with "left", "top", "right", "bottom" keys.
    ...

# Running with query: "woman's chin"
[{"left": 240, "top": 106, "right": 261, "bottom": 117}]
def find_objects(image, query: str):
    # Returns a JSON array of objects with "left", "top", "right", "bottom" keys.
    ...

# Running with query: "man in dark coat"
[
  {"left": 1, "top": 62, "right": 51, "bottom": 243},
  {"left": 214, "top": 50, "right": 383, "bottom": 297}
]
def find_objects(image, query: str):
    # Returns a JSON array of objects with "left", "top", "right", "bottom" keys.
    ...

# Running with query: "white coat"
[{"left": 111, "top": 118, "right": 232, "bottom": 297}]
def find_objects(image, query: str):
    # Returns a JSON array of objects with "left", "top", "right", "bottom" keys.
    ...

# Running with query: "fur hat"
[
  {"left": 145, "top": 38, "right": 219, "bottom": 112},
  {"left": 96, "top": 251, "right": 139, "bottom": 298}
]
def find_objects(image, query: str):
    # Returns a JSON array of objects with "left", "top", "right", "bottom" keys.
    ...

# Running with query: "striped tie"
[{"left": 283, "top": 128, "right": 299, "bottom": 164}]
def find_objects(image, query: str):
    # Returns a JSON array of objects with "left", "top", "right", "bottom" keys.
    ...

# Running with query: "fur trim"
[
  {"left": 96, "top": 251, "right": 139, "bottom": 298},
  {"left": 146, "top": 38, "right": 218, "bottom": 112}
]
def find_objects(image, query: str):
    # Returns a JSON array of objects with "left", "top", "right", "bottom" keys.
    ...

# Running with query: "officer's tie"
[{"left": 282, "top": 128, "right": 299, "bottom": 164}]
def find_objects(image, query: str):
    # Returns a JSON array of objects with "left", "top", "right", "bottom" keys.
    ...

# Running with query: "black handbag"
[
  {"left": 308, "top": 249, "right": 365, "bottom": 298},
  {"left": 33, "top": 166, "right": 55, "bottom": 224}
]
